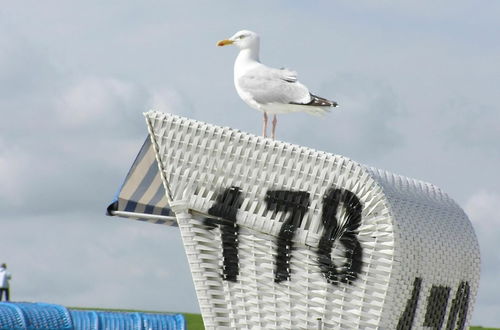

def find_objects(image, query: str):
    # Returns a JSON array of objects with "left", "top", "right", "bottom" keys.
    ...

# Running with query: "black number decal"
[
  {"left": 397, "top": 277, "right": 423, "bottom": 330},
  {"left": 317, "top": 188, "right": 363, "bottom": 285},
  {"left": 424, "top": 286, "right": 451, "bottom": 329},
  {"left": 445, "top": 281, "right": 470, "bottom": 330},
  {"left": 265, "top": 190, "right": 310, "bottom": 282},
  {"left": 203, "top": 186, "right": 243, "bottom": 282},
  {"left": 397, "top": 278, "right": 471, "bottom": 330},
  {"left": 205, "top": 186, "right": 363, "bottom": 285}
]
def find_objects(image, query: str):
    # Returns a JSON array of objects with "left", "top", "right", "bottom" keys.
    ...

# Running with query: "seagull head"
[{"left": 217, "top": 30, "right": 260, "bottom": 50}]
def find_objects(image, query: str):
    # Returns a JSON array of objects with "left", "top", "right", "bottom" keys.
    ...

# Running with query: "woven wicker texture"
[
  {"left": 144, "top": 111, "right": 480, "bottom": 330},
  {"left": 367, "top": 169, "right": 480, "bottom": 330}
]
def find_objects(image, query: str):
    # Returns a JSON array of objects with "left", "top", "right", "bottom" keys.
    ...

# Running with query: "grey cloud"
[
  {"left": 0, "top": 23, "right": 191, "bottom": 216},
  {"left": 2, "top": 214, "right": 197, "bottom": 313},
  {"left": 465, "top": 192, "right": 500, "bottom": 327},
  {"left": 272, "top": 73, "right": 406, "bottom": 162},
  {"left": 442, "top": 100, "right": 500, "bottom": 156}
]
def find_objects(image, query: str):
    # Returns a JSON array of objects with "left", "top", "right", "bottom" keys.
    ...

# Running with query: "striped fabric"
[{"left": 106, "top": 136, "right": 176, "bottom": 226}]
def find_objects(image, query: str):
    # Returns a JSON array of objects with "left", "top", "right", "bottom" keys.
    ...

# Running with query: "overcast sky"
[{"left": 0, "top": 0, "right": 499, "bottom": 326}]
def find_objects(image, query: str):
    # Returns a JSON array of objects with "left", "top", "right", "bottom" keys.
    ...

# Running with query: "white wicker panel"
[
  {"left": 367, "top": 169, "right": 480, "bottom": 329},
  {"left": 144, "top": 111, "right": 479, "bottom": 330}
]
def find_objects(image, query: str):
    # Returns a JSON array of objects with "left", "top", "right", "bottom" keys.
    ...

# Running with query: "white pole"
[
  {"left": 317, "top": 318, "right": 323, "bottom": 330},
  {"left": 110, "top": 210, "right": 177, "bottom": 222}
]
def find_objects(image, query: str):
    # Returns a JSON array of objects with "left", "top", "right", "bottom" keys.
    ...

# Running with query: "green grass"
[
  {"left": 182, "top": 313, "right": 204, "bottom": 329},
  {"left": 470, "top": 327, "right": 500, "bottom": 330}
]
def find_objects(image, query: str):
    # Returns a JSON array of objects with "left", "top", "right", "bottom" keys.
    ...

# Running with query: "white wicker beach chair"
[{"left": 117, "top": 111, "right": 481, "bottom": 329}]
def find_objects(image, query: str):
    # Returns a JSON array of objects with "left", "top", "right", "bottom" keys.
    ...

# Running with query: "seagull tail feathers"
[
  {"left": 308, "top": 93, "right": 338, "bottom": 107},
  {"left": 289, "top": 93, "right": 338, "bottom": 116}
]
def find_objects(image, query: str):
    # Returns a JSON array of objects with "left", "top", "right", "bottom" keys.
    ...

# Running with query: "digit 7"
[{"left": 265, "top": 190, "right": 311, "bottom": 283}]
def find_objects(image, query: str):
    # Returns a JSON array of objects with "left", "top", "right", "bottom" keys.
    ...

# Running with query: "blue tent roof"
[
  {"left": 70, "top": 310, "right": 185, "bottom": 330},
  {"left": 0, "top": 302, "right": 72, "bottom": 330},
  {"left": 0, "top": 302, "right": 185, "bottom": 330}
]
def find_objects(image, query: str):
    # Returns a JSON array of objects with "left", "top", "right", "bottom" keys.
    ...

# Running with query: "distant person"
[{"left": 0, "top": 263, "right": 12, "bottom": 301}]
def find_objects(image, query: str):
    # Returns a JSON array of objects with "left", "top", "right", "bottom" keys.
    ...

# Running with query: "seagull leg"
[
  {"left": 263, "top": 112, "right": 268, "bottom": 137},
  {"left": 271, "top": 115, "right": 277, "bottom": 140}
]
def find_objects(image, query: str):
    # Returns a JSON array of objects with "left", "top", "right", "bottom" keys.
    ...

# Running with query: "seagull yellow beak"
[{"left": 217, "top": 39, "right": 234, "bottom": 47}]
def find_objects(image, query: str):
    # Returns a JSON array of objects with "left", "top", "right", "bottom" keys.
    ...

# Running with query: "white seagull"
[{"left": 217, "top": 30, "right": 338, "bottom": 139}]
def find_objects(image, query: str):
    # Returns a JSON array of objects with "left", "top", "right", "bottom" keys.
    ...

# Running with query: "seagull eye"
[{"left": 239, "top": 35, "right": 246, "bottom": 39}]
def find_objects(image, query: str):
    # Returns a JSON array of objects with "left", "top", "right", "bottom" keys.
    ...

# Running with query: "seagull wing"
[{"left": 237, "top": 65, "right": 311, "bottom": 105}]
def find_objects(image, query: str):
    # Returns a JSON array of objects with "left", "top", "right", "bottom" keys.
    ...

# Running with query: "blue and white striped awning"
[{"left": 106, "top": 136, "right": 177, "bottom": 226}]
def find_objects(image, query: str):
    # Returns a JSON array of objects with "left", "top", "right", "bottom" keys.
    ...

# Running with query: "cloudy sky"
[{"left": 0, "top": 0, "right": 498, "bottom": 326}]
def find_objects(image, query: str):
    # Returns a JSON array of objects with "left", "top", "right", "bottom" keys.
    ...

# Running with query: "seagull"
[{"left": 217, "top": 30, "right": 338, "bottom": 139}]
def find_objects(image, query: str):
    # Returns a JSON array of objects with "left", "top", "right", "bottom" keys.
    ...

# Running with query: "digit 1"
[
  {"left": 203, "top": 186, "right": 243, "bottom": 282},
  {"left": 396, "top": 277, "right": 423, "bottom": 330},
  {"left": 265, "top": 190, "right": 310, "bottom": 283},
  {"left": 317, "top": 188, "right": 363, "bottom": 285},
  {"left": 445, "top": 281, "right": 470, "bottom": 330}
]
